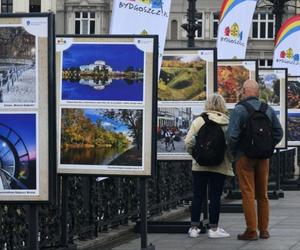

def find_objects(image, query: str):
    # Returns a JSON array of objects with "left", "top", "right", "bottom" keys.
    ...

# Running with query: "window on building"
[
  {"left": 29, "top": 0, "right": 41, "bottom": 12},
  {"left": 252, "top": 13, "right": 275, "bottom": 39},
  {"left": 171, "top": 20, "right": 178, "bottom": 40},
  {"left": 75, "top": 12, "right": 96, "bottom": 35},
  {"left": 1, "top": 0, "right": 13, "bottom": 13},
  {"left": 213, "top": 13, "right": 219, "bottom": 38},
  {"left": 259, "top": 59, "right": 273, "bottom": 68}
]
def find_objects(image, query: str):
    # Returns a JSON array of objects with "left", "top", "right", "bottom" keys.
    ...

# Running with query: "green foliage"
[
  {"left": 61, "top": 109, "right": 129, "bottom": 149},
  {"left": 158, "top": 62, "right": 206, "bottom": 101}
]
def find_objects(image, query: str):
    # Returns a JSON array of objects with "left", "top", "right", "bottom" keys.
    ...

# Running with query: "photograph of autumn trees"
[
  {"left": 158, "top": 55, "right": 207, "bottom": 101},
  {"left": 60, "top": 108, "right": 143, "bottom": 167},
  {"left": 288, "top": 113, "right": 300, "bottom": 142},
  {"left": 217, "top": 64, "right": 250, "bottom": 103},
  {"left": 287, "top": 78, "right": 300, "bottom": 109},
  {"left": 258, "top": 72, "right": 280, "bottom": 105},
  {"left": 61, "top": 43, "right": 144, "bottom": 102}
]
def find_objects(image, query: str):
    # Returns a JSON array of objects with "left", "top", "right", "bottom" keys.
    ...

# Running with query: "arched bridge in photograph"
[{"left": 0, "top": 123, "right": 29, "bottom": 190}]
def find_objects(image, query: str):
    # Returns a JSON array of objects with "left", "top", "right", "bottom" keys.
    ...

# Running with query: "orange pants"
[{"left": 236, "top": 155, "right": 269, "bottom": 232}]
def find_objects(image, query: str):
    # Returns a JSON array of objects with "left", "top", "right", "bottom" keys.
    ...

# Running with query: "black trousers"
[{"left": 191, "top": 171, "right": 226, "bottom": 226}]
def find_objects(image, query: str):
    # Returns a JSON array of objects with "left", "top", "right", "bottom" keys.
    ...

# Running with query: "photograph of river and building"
[
  {"left": 217, "top": 61, "right": 256, "bottom": 104},
  {"left": 0, "top": 27, "right": 36, "bottom": 104},
  {"left": 61, "top": 43, "right": 144, "bottom": 102},
  {"left": 0, "top": 113, "right": 36, "bottom": 191},
  {"left": 60, "top": 108, "right": 143, "bottom": 167},
  {"left": 288, "top": 112, "right": 300, "bottom": 142},
  {"left": 157, "top": 106, "right": 203, "bottom": 154},
  {"left": 258, "top": 71, "right": 281, "bottom": 106},
  {"left": 158, "top": 55, "right": 207, "bottom": 101},
  {"left": 287, "top": 77, "right": 300, "bottom": 109}
]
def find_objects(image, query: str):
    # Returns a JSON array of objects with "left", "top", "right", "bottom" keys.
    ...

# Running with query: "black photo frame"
[
  {"left": 0, "top": 13, "right": 56, "bottom": 203},
  {"left": 157, "top": 47, "right": 217, "bottom": 160},
  {"left": 55, "top": 35, "right": 158, "bottom": 177},
  {"left": 258, "top": 68, "right": 288, "bottom": 149}
]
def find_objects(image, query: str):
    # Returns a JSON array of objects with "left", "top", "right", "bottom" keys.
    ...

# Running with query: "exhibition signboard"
[
  {"left": 157, "top": 48, "right": 216, "bottom": 160},
  {"left": 258, "top": 68, "right": 287, "bottom": 149},
  {"left": 0, "top": 13, "right": 55, "bottom": 202},
  {"left": 56, "top": 35, "right": 158, "bottom": 176}
]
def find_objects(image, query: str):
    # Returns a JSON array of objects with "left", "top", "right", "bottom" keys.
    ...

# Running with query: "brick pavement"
[{"left": 111, "top": 191, "right": 300, "bottom": 250}]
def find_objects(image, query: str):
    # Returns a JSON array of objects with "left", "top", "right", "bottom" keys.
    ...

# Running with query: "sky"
[
  {"left": 84, "top": 109, "right": 130, "bottom": 134},
  {"left": 0, "top": 114, "right": 36, "bottom": 160},
  {"left": 63, "top": 44, "right": 144, "bottom": 71}
]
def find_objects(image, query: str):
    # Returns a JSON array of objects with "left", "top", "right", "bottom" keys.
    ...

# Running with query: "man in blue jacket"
[{"left": 227, "top": 79, "right": 283, "bottom": 241}]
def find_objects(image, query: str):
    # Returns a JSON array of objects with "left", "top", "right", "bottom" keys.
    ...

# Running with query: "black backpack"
[
  {"left": 239, "top": 101, "right": 275, "bottom": 159},
  {"left": 192, "top": 113, "right": 226, "bottom": 166}
]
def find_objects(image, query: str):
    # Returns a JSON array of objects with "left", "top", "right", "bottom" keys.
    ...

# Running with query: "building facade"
[
  {"left": 0, "top": 0, "right": 56, "bottom": 13},
  {"left": 56, "top": 0, "right": 111, "bottom": 35},
  {"left": 1, "top": 0, "right": 299, "bottom": 66}
]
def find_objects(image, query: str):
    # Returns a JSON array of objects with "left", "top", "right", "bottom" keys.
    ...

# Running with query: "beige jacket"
[{"left": 184, "top": 111, "right": 234, "bottom": 176}]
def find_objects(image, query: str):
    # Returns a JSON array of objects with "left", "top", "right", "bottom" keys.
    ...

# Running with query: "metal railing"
[{"left": 0, "top": 148, "right": 298, "bottom": 249}]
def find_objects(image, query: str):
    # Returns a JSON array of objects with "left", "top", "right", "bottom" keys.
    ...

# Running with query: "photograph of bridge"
[
  {"left": 61, "top": 43, "right": 144, "bottom": 102},
  {"left": 60, "top": 108, "right": 143, "bottom": 168},
  {"left": 0, "top": 113, "right": 37, "bottom": 192},
  {"left": 0, "top": 27, "right": 36, "bottom": 105}
]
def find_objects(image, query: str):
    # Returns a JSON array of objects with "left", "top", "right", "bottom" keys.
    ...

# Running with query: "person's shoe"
[
  {"left": 188, "top": 227, "right": 200, "bottom": 238},
  {"left": 259, "top": 231, "right": 270, "bottom": 239},
  {"left": 208, "top": 227, "right": 230, "bottom": 238},
  {"left": 237, "top": 230, "right": 258, "bottom": 241}
]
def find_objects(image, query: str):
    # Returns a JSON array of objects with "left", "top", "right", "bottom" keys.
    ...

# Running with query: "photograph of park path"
[
  {"left": 158, "top": 55, "right": 207, "bottom": 101},
  {"left": 60, "top": 108, "right": 143, "bottom": 167},
  {"left": 61, "top": 43, "right": 144, "bottom": 102},
  {"left": 217, "top": 64, "right": 250, "bottom": 103}
]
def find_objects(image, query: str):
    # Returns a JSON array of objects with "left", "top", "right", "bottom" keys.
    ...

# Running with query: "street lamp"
[{"left": 181, "top": 0, "right": 201, "bottom": 48}]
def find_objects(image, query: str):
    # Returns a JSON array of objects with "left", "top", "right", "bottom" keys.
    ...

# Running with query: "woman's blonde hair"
[{"left": 205, "top": 93, "right": 228, "bottom": 114}]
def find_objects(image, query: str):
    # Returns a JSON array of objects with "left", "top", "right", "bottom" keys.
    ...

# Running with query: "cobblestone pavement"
[{"left": 112, "top": 191, "right": 300, "bottom": 250}]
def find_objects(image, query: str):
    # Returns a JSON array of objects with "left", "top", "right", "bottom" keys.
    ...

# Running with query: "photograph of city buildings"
[{"left": 61, "top": 43, "right": 144, "bottom": 102}]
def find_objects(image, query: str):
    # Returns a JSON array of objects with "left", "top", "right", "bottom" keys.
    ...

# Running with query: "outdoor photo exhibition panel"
[
  {"left": 0, "top": 14, "right": 54, "bottom": 202},
  {"left": 56, "top": 35, "right": 158, "bottom": 176},
  {"left": 216, "top": 59, "right": 258, "bottom": 109},
  {"left": 258, "top": 68, "right": 287, "bottom": 149},
  {"left": 157, "top": 48, "right": 216, "bottom": 160},
  {"left": 287, "top": 76, "right": 300, "bottom": 146}
]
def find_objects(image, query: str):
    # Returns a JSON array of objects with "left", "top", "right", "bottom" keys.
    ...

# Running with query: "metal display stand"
[
  {"left": 136, "top": 181, "right": 209, "bottom": 234},
  {"left": 28, "top": 204, "right": 39, "bottom": 250},
  {"left": 140, "top": 178, "right": 155, "bottom": 250}
]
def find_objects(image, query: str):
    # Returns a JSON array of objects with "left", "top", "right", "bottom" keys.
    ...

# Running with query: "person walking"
[
  {"left": 227, "top": 79, "right": 283, "bottom": 240},
  {"left": 185, "top": 94, "right": 234, "bottom": 238}
]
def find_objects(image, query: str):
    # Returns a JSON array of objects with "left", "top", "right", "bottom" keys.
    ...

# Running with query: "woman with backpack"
[{"left": 185, "top": 93, "right": 234, "bottom": 238}]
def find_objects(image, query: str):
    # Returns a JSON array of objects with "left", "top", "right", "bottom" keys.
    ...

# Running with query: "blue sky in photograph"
[
  {"left": 0, "top": 114, "right": 36, "bottom": 160},
  {"left": 84, "top": 109, "right": 129, "bottom": 134},
  {"left": 63, "top": 44, "right": 144, "bottom": 71}
]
